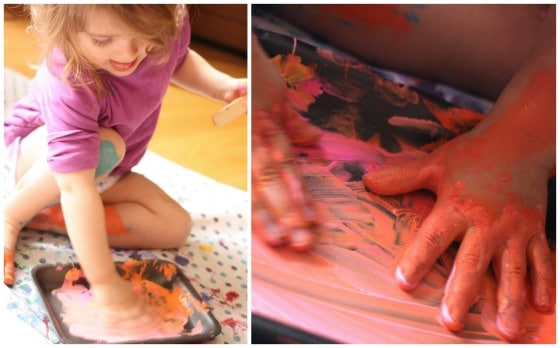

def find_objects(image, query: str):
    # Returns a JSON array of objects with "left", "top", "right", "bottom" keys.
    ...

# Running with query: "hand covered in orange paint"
[
  {"left": 363, "top": 129, "right": 554, "bottom": 342},
  {"left": 84, "top": 276, "right": 171, "bottom": 342},
  {"left": 251, "top": 35, "right": 323, "bottom": 250}
]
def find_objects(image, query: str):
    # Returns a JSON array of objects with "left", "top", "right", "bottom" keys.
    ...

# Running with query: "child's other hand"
[
  {"left": 363, "top": 130, "right": 554, "bottom": 342},
  {"left": 251, "top": 36, "right": 324, "bottom": 250},
  {"left": 84, "top": 276, "right": 167, "bottom": 342},
  {"left": 3, "top": 247, "right": 15, "bottom": 286},
  {"left": 222, "top": 77, "right": 247, "bottom": 103}
]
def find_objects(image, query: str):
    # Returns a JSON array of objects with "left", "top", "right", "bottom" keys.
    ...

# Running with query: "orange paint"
[
  {"left": 422, "top": 98, "right": 484, "bottom": 135},
  {"left": 104, "top": 205, "right": 130, "bottom": 235},
  {"left": 271, "top": 54, "right": 322, "bottom": 113},
  {"left": 31, "top": 205, "right": 65, "bottom": 229},
  {"left": 53, "top": 260, "right": 204, "bottom": 342},
  {"left": 319, "top": 5, "right": 412, "bottom": 37},
  {"left": 4, "top": 248, "right": 14, "bottom": 285},
  {"left": 477, "top": 69, "right": 555, "bottom": 161},
  {"left": 28, "top": 204, "right": 129, "bottom": 235}
]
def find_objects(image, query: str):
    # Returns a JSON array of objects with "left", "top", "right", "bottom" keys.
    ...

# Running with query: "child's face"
[{"left": 76, "top": 6, "right": 152, "bottom": 77}]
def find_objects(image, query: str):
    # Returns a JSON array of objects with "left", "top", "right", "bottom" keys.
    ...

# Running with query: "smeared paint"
[
  {"left": 253, "top": 145, "right": 555, "bottom": 343},
  {"left": 4, "top": 247, "right": 15, "bottom": 285},
  {"left": 52, "top": 260, "right": 208, "bottom": 343},
  {"left": 255, "top": 32, "right": 555, "bottom": 343},
  {"left": 42, "top": 315, "right": 50, "bottom": 340},
  {"left": 220, "top": 317, "right": 247, "bottom": 338},
  {"left": 29, "top": 205, "right": 65, "bottom": 231},
  {"left": 199, "top": 244, "right": 214, "bottom": 252},
  {"left": 225, "top": 291, "right": 239, "bottom": 304},
  {"left": 319, "top": 5, "right": 413, "bottom": 38},
  {"left": 95, "top": 141, "right": 120, "bottom": 177},
  {"left": 270, "top": 53, "right": 323, "bottom": 112},
  {"left": 104, "top": 205, "right": 129, "bottom": 235},
  {"left": 27, "top": 204, "right": 129, "bottom": 235},
  {"left": 269, "top": 43, "right": 486, "bottom": 154},
  {"left": 422, "top": 98, "right": 484, "bottom": 136}
]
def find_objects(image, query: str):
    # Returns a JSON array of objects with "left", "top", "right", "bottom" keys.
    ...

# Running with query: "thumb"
[{"left": 364, "top": 153, "right": 434, "bottom": 195}]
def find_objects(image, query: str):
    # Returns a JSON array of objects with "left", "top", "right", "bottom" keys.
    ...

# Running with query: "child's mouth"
[{"left": 110, "top": 58, "right": 137, "bottom": 72}]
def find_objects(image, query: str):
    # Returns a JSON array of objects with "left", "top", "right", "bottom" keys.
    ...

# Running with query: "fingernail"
[
  {"left": 536, "top": 288, "right": 551, "bottom": 312},
  {"left": 395, "top": 266, "right": 414, "bottom": 290},
  {"left": 441, "top": 303, "right": 463, "bottom": 332},
  {"left": 4, "top": 274, "right": 14, "bottom": 286},
  {"left": 264, "top": 224, "right": 285, "bottom": 246},
  {"left": 497, "top": 315, "right": 523, "bottom": 342},
  {"left": 4, "top": 265, "right": 14, "bottom": 286},
  {"left": 290, "top": 227, "right": 313, "bottom": 251}
]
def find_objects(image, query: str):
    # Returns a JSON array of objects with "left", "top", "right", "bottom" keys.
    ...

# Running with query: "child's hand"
[
  {"left": 363, "top": 129, "right": 554, "bottom": 342},
  {"left": 4, "top": 247, "right": 15, "bottom": 286},
  {"left": 82, "top": 275, "right": 168, "bottom": 342},
  {"left": 221, "top": 77, "right": 247, "bottom": 103},
  {"left": 4, "top": 219, "right": 21, "bottom": 285},
  {"left": 251, "top": 36, "right": 323, "bottom": 250}
]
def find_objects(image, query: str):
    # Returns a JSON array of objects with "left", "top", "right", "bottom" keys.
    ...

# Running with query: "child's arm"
[
  {"left": 171, "top": 49, "right": 246, "bottom": 103},
  {"left": 364, "top": 9, "right": 555, "bottom": 342},
  {"left": 251, "top": 34, "right": 323, "bottom": 249},
  {"left": 53, "top": 170, "right": 160, "bottom": 334},
  {"left": 53, "top": 169, "right": 117, "bottom": 285}
]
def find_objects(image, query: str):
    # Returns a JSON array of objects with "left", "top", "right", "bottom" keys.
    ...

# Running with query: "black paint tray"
[{"left": 31, "top": 259, "right": 221, "bottom": 344}]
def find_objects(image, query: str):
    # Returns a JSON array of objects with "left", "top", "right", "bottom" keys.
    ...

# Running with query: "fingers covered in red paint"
[
  {"left": 527, "top": 232, "right": 555, "bottom": 313},
  {"left": 363, "top": 152, "right": 440, "bottom": 195},
  {"left": 251, "top": 108, "right": 321, "bottom": 250},
  {"left": 364, "top": 131, "right": 554, "bottom": 342},
  {"left": 251, "top": 35, "right": 324, "bottom": 250},
  {"left": 394, "top": 204, "right": 467, "bottom": 290}
]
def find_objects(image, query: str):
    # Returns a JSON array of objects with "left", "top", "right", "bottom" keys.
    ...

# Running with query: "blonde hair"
[{"left": 28, "top": 4, "right": 187, "bottom": 96}]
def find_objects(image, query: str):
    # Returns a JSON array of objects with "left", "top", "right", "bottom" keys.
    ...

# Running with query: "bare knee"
[
  {"left": 96, "top": 127, "right": 126, "bottom": 178},
  {"left": 161, "top": 208, "right": 192, "bottom": 248}
]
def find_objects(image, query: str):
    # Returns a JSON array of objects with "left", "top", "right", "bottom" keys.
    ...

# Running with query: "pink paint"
[
  {"left": 252, "top": 131, "right": 555, "bottom": 343},
  {"left": 42, "top": 315, "right": 50, "bottom": 340},
  {"left": 52, "top": 262, "right": 205, "bottom": 343}
]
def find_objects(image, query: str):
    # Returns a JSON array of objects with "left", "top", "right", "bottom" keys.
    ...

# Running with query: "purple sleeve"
[{"left": 37, "top": 64, "right": 102, "bottom": 174}]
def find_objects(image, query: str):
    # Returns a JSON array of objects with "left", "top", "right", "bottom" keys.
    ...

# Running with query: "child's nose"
[{"left": 117, "top": 39, "right": 139, "bottom": 59}]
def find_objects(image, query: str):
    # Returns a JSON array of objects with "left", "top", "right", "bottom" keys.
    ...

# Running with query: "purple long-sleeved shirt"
[{"left": 4, "top": 19, "right": 190, "bottom": 175}]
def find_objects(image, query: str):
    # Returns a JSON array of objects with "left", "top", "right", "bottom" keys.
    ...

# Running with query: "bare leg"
[
  {"left": 3, "top": 126, "right": 126, "bottom": 284},
  {"left": 4, "top": 127, "right": 60, "bottom": 284},
  {"left": 27, "top": 172, "right": 192, "bottom": 249},
  {"left": 262, "top": 4, "right": 550, "bottom": 99}
]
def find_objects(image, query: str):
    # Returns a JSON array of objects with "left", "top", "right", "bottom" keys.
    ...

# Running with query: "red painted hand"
[
  {"left": 363, "top": 130, "right": 554, "bottom": 342},
  {"left": 251, "top": 35, "right": 323, "bottom": 250}
]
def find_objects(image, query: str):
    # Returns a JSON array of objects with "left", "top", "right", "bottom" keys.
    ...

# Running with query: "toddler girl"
[{"left": 4, "top": 4, "right": 246, "bottom": 340}]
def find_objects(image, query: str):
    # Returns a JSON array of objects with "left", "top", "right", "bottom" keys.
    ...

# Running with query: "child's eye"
[{"left": 92, "top": 38, "right": 113, "bottom": 47}]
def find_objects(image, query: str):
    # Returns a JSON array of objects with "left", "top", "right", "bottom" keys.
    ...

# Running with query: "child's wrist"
[{"left": 90, "top": 275, "right": 133, "bottom": 305}]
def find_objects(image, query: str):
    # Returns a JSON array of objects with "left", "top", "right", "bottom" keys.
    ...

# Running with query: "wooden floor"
[{"left": 4, "top": 11, "right": 248, "bottom": 190}]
